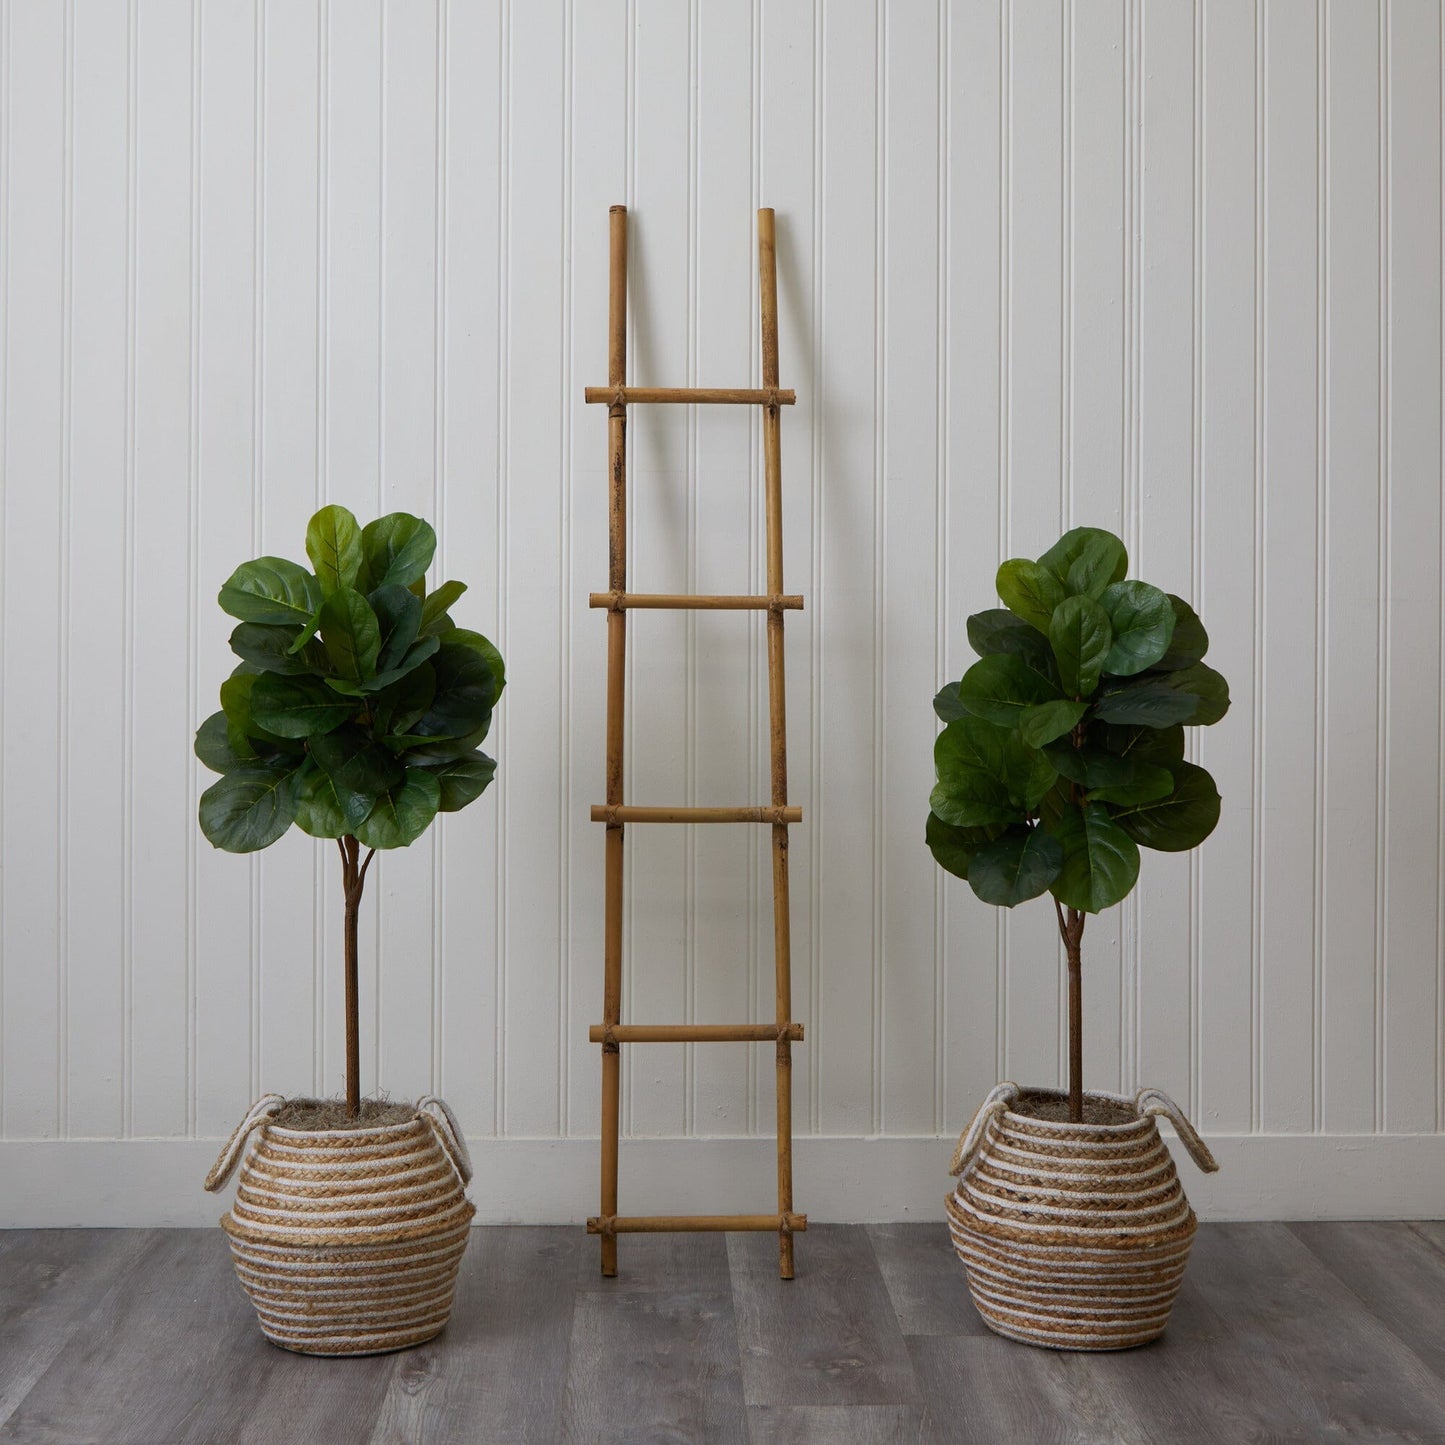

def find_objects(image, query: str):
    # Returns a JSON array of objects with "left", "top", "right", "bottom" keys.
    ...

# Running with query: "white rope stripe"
[
  {"left": 209, "top": 1095, "right": 474, "bottom": 1356},
  {"left": 946, "top": 1085, "right": 1214, "bottom": 1351}
]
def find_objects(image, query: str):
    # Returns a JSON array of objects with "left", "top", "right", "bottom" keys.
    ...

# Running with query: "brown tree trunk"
[
  {"left": 339, "top": 835, "right": 376, "bottom": 1120},
  {"left": 1056, "top": 900, "right": 1086, "bottom": 1123}
]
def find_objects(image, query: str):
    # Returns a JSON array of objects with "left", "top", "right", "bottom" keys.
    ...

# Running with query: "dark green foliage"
[
  {"left": 198, "top": 507, "right": 503, "bottom": 854},
  {"left": 927, "top": 526, "right": 1227, "bottom": 913}
]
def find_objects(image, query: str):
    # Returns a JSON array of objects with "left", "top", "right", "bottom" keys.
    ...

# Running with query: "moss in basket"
[
  {"left": 928, "top": 527, "right": 1228, "bottom": 1123},
  {"left": 196, "top": 506, "right": 503, "bottom": 1119}
]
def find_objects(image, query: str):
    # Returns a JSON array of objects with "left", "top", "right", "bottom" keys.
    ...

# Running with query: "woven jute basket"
[
  {"left": 946, "top": 1083, "right": 1218, "bottom": 1351},
  {"left": 204, "top": 1094, "right": 475, "bottom": 1357}
]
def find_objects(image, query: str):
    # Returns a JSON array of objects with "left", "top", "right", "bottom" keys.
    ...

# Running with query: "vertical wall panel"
[
  {"left": 879, "top": 0, "right": 941, "bottom": 1134},
  {"left": 500, "top": 0, "right": 566, "bottom": 1135},
  {"left": 564, "top": 0, "right": 627, "bottom": 1140},
  {"left": 814, "top": 1, "right": 879, "bottom": 1135},
  {"left": 437, "top": 0, "right": 504, "bottom": 1130},
  {"left": 1134, "top": 0, "right": 1199, "bottom": 1104},
  {"left": 375, "top": 0, "right": 442, "bottom": 1102},
  {"left": 65, "top": 0, "right": 131, "bottom": 1137},
  {"left": 1197, "top": 0, "right": 1261, "bottom": 1134},
  {"left": 127, "top": 0, "right": 194, "bottom": 1137},
  {"left": 690, "top": 0, "right": 755, "bottom": 1136},
  {"left": 1319, "top": 0, "right": 1382, "bottom": 1135},
  {"left": 1257, "top": 2, "right": 1321, "bottom": 1133},
  {"left": 0, "top": 1, "right": 1440, "bottom": 1182},
  {"left": 941, "top": 0, "right": 1004, "bottom": 1130},
  {"left": 1, "top": 0, "right": 66, "bottom": 1138},
  {"left": 1381, "top": 0, "right": 1443, "bottom": 1133},
  {"left": 194, "top": 0, "right": 260, "bottom": 1136}
]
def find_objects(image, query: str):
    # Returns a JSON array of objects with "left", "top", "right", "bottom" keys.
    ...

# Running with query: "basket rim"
[
  {"left": 261, "top": 1110, "right": 426, "bottom": 1144},
  {"left": 997, "top": 1087, "right": 1154, "bottom": 1136}
]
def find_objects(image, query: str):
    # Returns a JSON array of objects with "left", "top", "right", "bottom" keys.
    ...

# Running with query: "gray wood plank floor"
[{"left": 1, "top": 1223, "right": 1443, "bottom": 1444}]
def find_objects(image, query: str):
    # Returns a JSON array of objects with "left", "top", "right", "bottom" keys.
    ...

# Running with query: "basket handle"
[
  {"left": 1137, "top": 1087, "right": 1220, "bottom": 1174},
  {"left": 948, "top": 1082, "right": 1019, "bottom": 1176},
  {"left": 204, "top": 1094, "right": 285, "bottom": 1193},
  {"left": 418, "top": 1095, "right": 473, "bottom": 1186}
]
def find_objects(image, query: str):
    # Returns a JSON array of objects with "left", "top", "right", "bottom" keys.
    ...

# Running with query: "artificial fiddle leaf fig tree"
[
  {"left": 929, "top": 526, "right": 1227, "bottom": 1122},
  {"left": 197, "top": 506, "right": 504, "bottom": 1117}
]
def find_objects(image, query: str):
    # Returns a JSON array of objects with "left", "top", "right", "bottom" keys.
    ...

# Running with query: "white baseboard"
[{"left": 1, "top": 1133, "right": 1441, "bottom": 1229}]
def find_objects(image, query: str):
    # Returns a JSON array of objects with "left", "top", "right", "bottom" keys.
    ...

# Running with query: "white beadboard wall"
[{"left": 1, "top": 0, "right": 1443, "bottom": 1225}]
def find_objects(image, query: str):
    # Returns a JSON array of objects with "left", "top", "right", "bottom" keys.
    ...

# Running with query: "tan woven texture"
[
  {"left": 206, "top": 1096, "right": 474, "bottom": 1357},
  {"left": 948, "top": 1084, "right": 1218, "bottom": 1352}
]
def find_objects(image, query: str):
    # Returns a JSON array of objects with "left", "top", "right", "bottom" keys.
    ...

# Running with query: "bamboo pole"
[
  {"left": 589, "top": 592, "right": 804, "bottom": 611},
  {"left": 590, "top": 804, "right": 801, "bottom": 825},
  {"left": 758, "top": 208, "right": 797, "bottom": 1280},
  {"left": 584, "top": 386, "right": 796, "bottom": 407},
  {"left": 588, "top": 1214, "right": 808, "bottom": 1235},
  {"left": 600, "top": 205, "right": 628, "bottom": 1277},
  {"left": 590, "top": 1023, "right": 804, "bottom": 1044}
]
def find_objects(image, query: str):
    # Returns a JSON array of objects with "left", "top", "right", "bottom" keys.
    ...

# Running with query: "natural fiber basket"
[
  {"left": 946, "top": 1083, "right": 1218, "bottom": 1351},
  {"left": 205, "top": 1094, "right": 475, "bottom": 1356}
]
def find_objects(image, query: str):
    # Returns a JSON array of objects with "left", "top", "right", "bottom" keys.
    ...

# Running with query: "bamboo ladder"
[{"left": 585, "top": 205, "right": 806, "bottom": 1280}]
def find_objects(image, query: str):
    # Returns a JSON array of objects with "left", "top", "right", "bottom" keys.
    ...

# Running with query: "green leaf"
[
  {"left": 1092, "top": 676, "right": 1199, "bottom": 728},
  {"left": 361, "top": 513, "right": 437, "bottom": 591},
  {"left": 374, "top": 660, "right": 438, "bottom": 736},
  {"left": 386, "top": 719, "right": 492, "bottom": 765},
  {"left": 195, "top": 711, "right": 252, "bottom": 773},
  {"left": 1047, "top": 802, "right": 1141, "bottom": 913},
  {"left": 331, "top": 635, "right": 442, "bottom": 696},
  {"left": 1049, "top": 596, "right": 1113, "bottom": 696},
  {"left": 995, "top": 559, "right": 1066, "bottom": 633},
  {"left": 1018, "top": 699, "right": 1088, "bottom": 749},
  {"left": 1038, "top": 527, "right": 1128, "bottom": 596},
  {"left": 369, "top": 584, "right": 424, "bottom": 673},
  {"left": 1101, "top": 580, "right": 1175, "bottom": 677},
  {"left": 931, "top": 718, "right": 1017, "bottom": 828},
  {"left": 934, "top": 682, "right": 967, "bottom": 724},
  {"left": 1044, "top": 744, "right": 1175, "bottom": 807},
  {"left": 956, "top": 654, "right": 1061, "bottom": 728},
  {"left": 249, "top": 674, "right": 354, "bottom": 739},
  {"left": 423, "top": 750, "right": 497, "bottom": 812},
  {"left": 968, "top": 826, "right": 1064, "bottom": 907},
  {"left": 230, "top": 622, "right": 326, "bottom": 675},
  {"left": 420, "top": 580, "right": 467, "bottom": 636},
  {"left": 354, "top": 768, "right": 442, "bottom": 849},
  {"left": 444, "top": 628, "right": 506, "bottom": 702},
  {"left": 218, "top": 557, "right": 323, "bottom": 627},
  {"left": 1156, "top": 594, "right": 1209, "bottom": 670},
  {"left": 218, "top": 671, "right": 299, "bottom": 752},
  {"left": 1114, "top": 760, "right": 1221, "bottom": 852},
  {"left": 319, "top": 587, "right": 381, "bottom": 683},
  {"left": 293, "top": 764, "right": 356, "bottom": 839},
  {"left": 966, "top": 609, "right": 1055, "bottom": 672},
  {"left": 305, "top": 505, "right": 364, "bottom": 595},
  {"left": 925, "top": 811, "right": 996, "bottom": 880},
  {"left": 198, "top": 761, "right": 304, "bottom": 853},
  {"left": 411, "top": 642, "right": 498, "bottom": 741},
  {"left": 1001, "top": 735, "right": 1058, "bottom": 811},
  {"left": 309, "top": 726, "right": 404, "bottom": 803},
  {"left": 1096, "top": 722, "right": 1185, "bottom": 765},
  {"left": 1168, "top": 662, "right": 1231, "bottom": 725}
]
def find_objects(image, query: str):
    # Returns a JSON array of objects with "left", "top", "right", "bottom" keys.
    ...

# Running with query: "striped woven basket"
[
  {"left": 205, "top": 1094, "right": 475, "bottom": 1357},
  {"left": 946, "top": 1083, "right": 1218, "bottom": 1351}
]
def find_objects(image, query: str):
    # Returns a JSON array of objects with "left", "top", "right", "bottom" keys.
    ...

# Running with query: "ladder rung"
[
  {"left": 584, "top": 385, "right": 795, "bottom": 407},
  {"left": 589, "top": 591, "right": 804, "bottom": 612},
  {"left": 589, "top": 1023, "right": 804, "bottom": 1044},
  {"left": 591, "top": 805, "right": 801, "bottom": 825},
  {"left": 587, "top": 1213, "right": 808, "bottom": 1236}
]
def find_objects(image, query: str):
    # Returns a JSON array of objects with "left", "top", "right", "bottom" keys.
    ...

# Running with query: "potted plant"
[
  {"left": 197, "top": 505, "right": 503, "bottom": 1356},
  {"left": 930, "top": 526, "right": 1226, "bottom": 1351}
]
